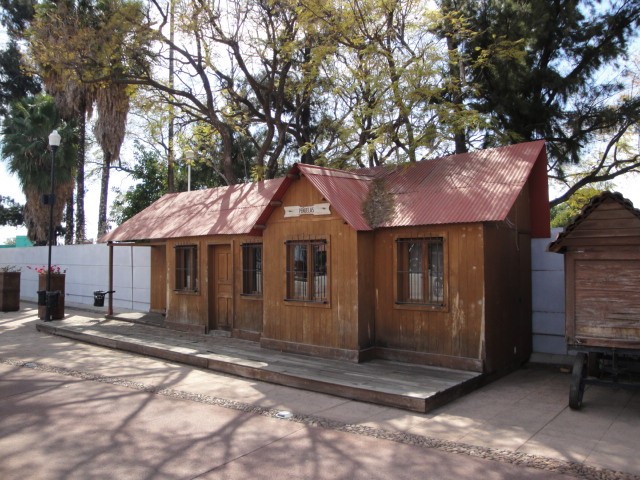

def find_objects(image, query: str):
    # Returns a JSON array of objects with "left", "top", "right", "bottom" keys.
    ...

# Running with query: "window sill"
[
  {"left": 284, "top": 299, "right": 331, "bottom": 309},
  {"left": 174, "top": 289, "right": 200, "bottom": 296},
  {"left": 240, "top": 293, "right": 263, "bottom": 301},
  {"left": 394, "top": 302, "right": 448, "bottom": 312}
]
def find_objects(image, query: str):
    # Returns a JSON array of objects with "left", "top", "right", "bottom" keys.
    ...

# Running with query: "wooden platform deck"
[{"left": 37, "top": 314, "right": 483, "bottom": 413}]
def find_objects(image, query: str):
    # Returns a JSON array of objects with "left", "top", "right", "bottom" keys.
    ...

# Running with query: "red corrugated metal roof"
[
  {"left": 99, "top": 141, "right": 548, "bottom": 242},
  {"left": 285, "top": 141, "right": 547, "bottom": 230},
  {"left": 296, "top": 164, "right": 374, "bottom": 231},
  {"left": 99, "top": 178, "right": 285, "bottom": 242},
  {"left": 373, "top": 141, "right": 547, "bottom": 227}
]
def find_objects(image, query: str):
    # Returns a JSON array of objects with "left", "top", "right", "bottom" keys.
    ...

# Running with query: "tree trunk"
[
  {"left": 447, "top": 34, "right": 468, "bottom": 154},
  {"left": 167, "top": 0, "right": 176, "bottom": 192},
  {"left": 300, "top": 45, "right": 314, "bottom": 165},
  {"left": 64, "top": 194, "right": 74, "bottom": 245},
  {"left": 97, "top": 155, "right": 111, "bottom": 238},
  {"left": 220, "top": 125, "right": 237, "bottom": 184},
  {"left": 75, "top": 109, "right": 86, "bottom": 243}
]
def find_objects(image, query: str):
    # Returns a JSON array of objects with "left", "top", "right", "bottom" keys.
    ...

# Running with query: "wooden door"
[
  {"left": 208, "top": 244, "right": 233, "bottom": 331},
  {"left": 150, "top": 245, "right": 167, "bottom": 313}
]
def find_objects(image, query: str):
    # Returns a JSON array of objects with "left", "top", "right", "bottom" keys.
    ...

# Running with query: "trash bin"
[
  {"left": 93, "top": 290, "right": 115, "bottom": 307},
  {"left": 37, "top": 290, "right": 47, "bottom": 306},
  {"left": 93, "top": 291, "right": 106, "bottom": 307}
]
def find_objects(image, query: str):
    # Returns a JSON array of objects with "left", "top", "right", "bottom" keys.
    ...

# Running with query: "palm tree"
[
  {"left": 29, "top": 0, "right": 139, "bottom": 239},
  {"left": 1, "top": 95, "right": 77, "bottom": 245}
]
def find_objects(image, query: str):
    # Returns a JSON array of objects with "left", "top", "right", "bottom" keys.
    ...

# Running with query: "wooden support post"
[{"left": 108, "top": 242, "right": 114, "bottom": 316}]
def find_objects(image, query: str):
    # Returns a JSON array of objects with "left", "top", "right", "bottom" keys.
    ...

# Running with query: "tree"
[
  {"left": 0, "top": 0, "right": 41, "bottom": 116},
  {"left": 443, "top": 0, "right": 640, "bottom": 205},
  {"left": 110, "top": 139, "right": 239, "bottom": 225},
  {"left": 550, "top": 186, "right": 606, "bottom": 227},
  {"left": 110, "top": 146, "right": 167, "bottom": 225},
  {"left": 0, "top": 196, "right": 24, "bottom": 227},
  {"left": 0, "top": 94, "right": 77, "bottom": 244},
  {"left": 0, "top": 39, "right": 41, "bottom": 116},
  {"left": 28, "top": 0, "right": 149, "bottom": 237}
]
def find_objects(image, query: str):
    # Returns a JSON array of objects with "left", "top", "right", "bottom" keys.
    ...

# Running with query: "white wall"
[
  {"left": 0, "top": 244, "right": 150, "bottom": 312},
  {"left": 531, "top": 228, "right": 568, "bottom": 360}
]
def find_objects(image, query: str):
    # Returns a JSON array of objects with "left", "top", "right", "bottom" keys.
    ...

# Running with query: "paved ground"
[{"left": 2, "top": 306, "right": 639, "bottom": 479}]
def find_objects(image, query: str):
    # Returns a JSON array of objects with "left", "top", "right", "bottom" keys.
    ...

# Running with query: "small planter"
[
  {"left": 37, "top": 274, "right": 66, "bottom": 320},
  {"left": 0, "top": 271, "right": 21, "bottom": 312}
]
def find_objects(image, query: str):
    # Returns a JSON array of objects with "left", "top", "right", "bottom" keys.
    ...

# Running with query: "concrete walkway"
[{"left": 3, "top": 305, "right": 640, "bottom": 478}]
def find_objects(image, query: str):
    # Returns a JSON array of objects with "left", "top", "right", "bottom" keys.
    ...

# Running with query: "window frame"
[
  {"left": 174, "top": 244, "right": 199, "bottom": 293},
  {"left": 285, "top": 239, "right": 329, "bottom": 304},
  {"left": 395, "top": 236, "right": 447, "bottom": 310},
  {"left": 241, "top": 243, "right": 263, "bottom": 297}
]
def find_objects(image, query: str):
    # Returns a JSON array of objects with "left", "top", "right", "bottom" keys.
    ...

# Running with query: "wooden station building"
[{"left": 100, "top": 141, "right": 551, "bottom": 374}]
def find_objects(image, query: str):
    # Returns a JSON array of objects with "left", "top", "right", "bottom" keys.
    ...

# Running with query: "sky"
[{"left": 1, "top": 153, "right": 639, "bottom": 245}]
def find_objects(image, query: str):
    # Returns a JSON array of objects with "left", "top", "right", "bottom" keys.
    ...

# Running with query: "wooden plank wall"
[
  {"left": 162, "top": 235, "right": 265, "bottom": 336},
  {"left": 559, "top": 197, "right": 640, "bottom": 249},
  {"left": 372, "top": 224, "right": 485, "bottom": 369},
  {"left": 357, "top": 232, "right": 376, "bottom": 349},
  {"left": 562, "top": 197, "right": 640, "bottom": 347},
  {"left": 165, "top": 236, "right": 208, "bottom": 332},
  {"left": 262, "top": 175, "right": 362, "bottom": 357},
  {"left": 231, "top": 235, "right": 264, "bottom": 337},
  {"left": 483, "top": 188, "right": 533, "bottom": 372}
]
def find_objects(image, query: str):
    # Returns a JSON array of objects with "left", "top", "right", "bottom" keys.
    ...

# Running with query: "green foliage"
[
  {"left": 110, "top": 146, "right": 168, "bottom": 225},
  {"left": 1, "top": 94, "right": 76, "bottom": 191},
  {"left": 0, "top": 196, "right": 24, "bottom": 227},
  {"left": 0, "top": 94, "right": 77, "bottom": 243},
  {"left": 550, "top": 187, "right": 605, "bottom": 228},
  {"left": 450, "top": 0, "right": 640, "bottom": 158},
  {"left": 0, "top": 1, "right": 41, "bottom": 115},
  {"left": 0, "top": 40, "right": 41, "bottom": 116},
  {"left": 15, "top": 0, "right": 639, "bottom": 212}
]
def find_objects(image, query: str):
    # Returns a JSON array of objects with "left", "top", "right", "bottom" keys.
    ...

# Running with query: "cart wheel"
[{"left": 569, "top": 352, "right": 587, "bottom": 410}]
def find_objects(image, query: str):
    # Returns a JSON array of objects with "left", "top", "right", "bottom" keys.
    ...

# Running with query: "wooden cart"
[
  {"left": 569, "top": 345, "right": 640, "bottom": 410},
  {"left": 549, "top": 192, "right": 640, "bottom": 409}
]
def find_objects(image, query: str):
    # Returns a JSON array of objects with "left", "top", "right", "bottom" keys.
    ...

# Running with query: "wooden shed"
[
  {"left": 101, "top": 140, "right": 551, "bottom": 374},
  {"left": 548, "top": 192, "right": 640, "bottom": 349}
]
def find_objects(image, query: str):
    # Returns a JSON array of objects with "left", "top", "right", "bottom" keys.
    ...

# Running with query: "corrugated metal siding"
[
  {"left": 100, "top": 141, "right": 547, "bottom": 242},
  {"left": 100, "top": 178, "right": 285, "bottom": 242},
  {"left": 298, "top": 164, "right": 373, "bottom": 231},
  {"left": 299, "top": 140, "right": 546, "bottom": 230}
]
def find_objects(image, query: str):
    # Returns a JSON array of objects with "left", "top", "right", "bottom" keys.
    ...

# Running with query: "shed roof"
[
  {"left": 99, "top": 178, "right": 285, "bottom": 242},
  {"left": 100, "top": 140, "right": 549, "bottom": 243},
  {"left": 548, "top": 191, "right": 640, "bottom": 253}
]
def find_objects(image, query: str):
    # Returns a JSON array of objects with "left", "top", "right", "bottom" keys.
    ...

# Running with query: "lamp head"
[{"left": 48, "top": 130, "right": 61, "bottom": 148}]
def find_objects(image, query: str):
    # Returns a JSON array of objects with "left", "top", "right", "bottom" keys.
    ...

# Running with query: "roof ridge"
[{"left": 549, "top": 191, "right": 640, "bottom": 252}]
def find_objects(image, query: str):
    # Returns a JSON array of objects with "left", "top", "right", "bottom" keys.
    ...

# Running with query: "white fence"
[
  {"left": 2, "top": 235, "right": 568, "bottom": 359},
  {"left": 531, "top": 228, "right": 568, "bottom": 361},
  {"left": 0, "top": 244, "right": 150, "bottom": 312}
]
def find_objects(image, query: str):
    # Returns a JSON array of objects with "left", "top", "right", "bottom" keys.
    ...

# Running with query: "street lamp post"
[
  {"left": 45, "top": 129, "right": 61, "bottom": 322},
  {"left": 185, "top": 150, "right": 195, "bottom": 192}
]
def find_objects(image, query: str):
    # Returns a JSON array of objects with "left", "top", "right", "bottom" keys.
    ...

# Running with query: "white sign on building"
[{"left": 284, "top": 203, "right": 331, "bottom": 218}]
